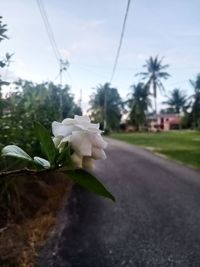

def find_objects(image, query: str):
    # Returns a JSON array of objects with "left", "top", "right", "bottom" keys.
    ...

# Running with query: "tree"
[
  {"left": 0, "top": 16, "right": 8, "bottom": 42},
  {"left": 160, "top": 107, "right": 176, "bottom": 114},
  {"left": 163, "top": 88, "right": 189, "bottom": 114},
  {"left": 0, "top": 80, "right": 82, "bottom": 156},
  {"left": 190, "top": 74, "right": 200, "bottom": 128},
  {"left": 0, "top": 17, "right": 13, "bottom": 114},
  {"left": 90, "top": 83, "right": 122, "bottom": 130},
  {"left": 0, "top": 17, "right": 13, "bottom": 85},
  {"left": 127, "top": 83, "right": 151, "bottom": 131},
  {"left": 137, "top": 56, "right": 170, "bottom": 114}
]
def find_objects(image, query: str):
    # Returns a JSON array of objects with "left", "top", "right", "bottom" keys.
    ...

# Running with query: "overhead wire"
[
  {"left": 37, "top": 0, "right": 76, "bottom": 120},
  {"left": 36, "top": 0, "right": 61, "bottom": 63},
  {"left": 36, "top": 0, "right": 73, "bottom": 85},
  {"left": 103, "top": 0, "right": 132, "bottom": 130},
  {"left": 109, "top": 0, "right": 132, "bottom": 84}
]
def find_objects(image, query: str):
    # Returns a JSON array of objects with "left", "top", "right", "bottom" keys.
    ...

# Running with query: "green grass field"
[{"left": 111, "top": 131, "right": 200, "bottom": 169}]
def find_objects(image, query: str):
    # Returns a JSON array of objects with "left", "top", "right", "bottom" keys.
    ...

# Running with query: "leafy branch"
[{"left": 1, "top": 120, "right": 115, "bottom": 202}]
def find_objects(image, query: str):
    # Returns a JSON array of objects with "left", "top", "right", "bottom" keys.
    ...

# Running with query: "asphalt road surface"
[{"left": 39, "top": 138, "right": 200, "bottom": 267}]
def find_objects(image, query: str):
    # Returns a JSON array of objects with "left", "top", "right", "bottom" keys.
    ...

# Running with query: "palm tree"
[
  {"left": 0, "top": 16, "right": 8, "bottom": 42},
  {"left": 137, "top": 56, "right": 170, "bottom": 114},
  {"left": 190, "top": 74, "right": 200, "bottom": 128},
  {"left": 0, "top": 17, "right": 10, "bottom": 112},
  {"left": 89, "top": 83, "right": 122, "bottom": 130},
  {"left": 127, "top": 83, "right": 151, "bottom": 131},
  {"left": 163, "top": 88, "right": 189, "bottom": 114}
]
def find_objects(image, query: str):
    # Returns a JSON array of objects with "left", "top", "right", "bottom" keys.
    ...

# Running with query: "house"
[{"left": 148, "top": 113, "right": 181, "bottom": 132}]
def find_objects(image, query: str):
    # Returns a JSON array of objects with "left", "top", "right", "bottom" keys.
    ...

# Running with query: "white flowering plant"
[{"left": 1, "top": 115, "right": 115, "bottom": 201}]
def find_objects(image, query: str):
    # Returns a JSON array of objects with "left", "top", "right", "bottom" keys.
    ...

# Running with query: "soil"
[{"left": 0, "top": 171, "right": 72, "bottom": 267}]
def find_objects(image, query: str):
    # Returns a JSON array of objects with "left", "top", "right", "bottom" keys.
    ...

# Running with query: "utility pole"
[
  {"left": 78, "top": 88, "right": 82, "bottom": 111},
  {"left": 59, "top": 60, "right": 62, "bottom": 86},
  {"left": 103, "top": 85, "right": 107, "bottom": 131},
  {"left": 103, "top": 84, "right": 109, "bottom": 131},
  {"left": 59, "top": 59, "right": 69, "bottom": 87},
  {"left": 59, "top": 59, "right": 69, "bottom": 120}
]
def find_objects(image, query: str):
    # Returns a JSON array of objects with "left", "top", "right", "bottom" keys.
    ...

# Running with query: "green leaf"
[
  {"left": 56, "top": 142, "right": 72, "bottom": 167},
  {"left": 34, "top": 156, "right": 51, "bottom": 169},
  {"left": 34, "top": 121, "right": 56, "bottom": 165},
  {"left": 1, "top": 145, "right": 33, "bottom": 162},
  {"left": 65, "top": 169, "right": 115, "bottom": 202}
]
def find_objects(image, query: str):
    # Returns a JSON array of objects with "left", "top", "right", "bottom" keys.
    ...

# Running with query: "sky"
[{"left": 0, "top": 0, "right": 200, "bottom": 112}]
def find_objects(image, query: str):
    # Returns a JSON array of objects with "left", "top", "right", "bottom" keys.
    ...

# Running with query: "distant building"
[{"left": 148, "top": 113, "right": 181, "bottom": 132}]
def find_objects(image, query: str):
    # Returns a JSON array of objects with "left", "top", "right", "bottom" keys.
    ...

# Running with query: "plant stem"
[{"left": 0, "top": 168, "right": 54, "bottom": 178}]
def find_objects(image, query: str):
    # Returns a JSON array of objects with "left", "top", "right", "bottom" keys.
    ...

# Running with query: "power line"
[
  {"left": 36, "top": 0, "right": 71, "bottom": 86},
  {"left": 36, "top": 0, "right": 61, "bottom": 63},
  {"left": 36, "top": 0, "right": 74, "bottom": 120},
  {"left": 110, "top": 0, "right": 132, "bottom": 83},
  {"left": 103, "top": 0, "right": 131, "bottom": 130},
  {"left": 54, "top": 71, "right": 60, "bottom": 82}
]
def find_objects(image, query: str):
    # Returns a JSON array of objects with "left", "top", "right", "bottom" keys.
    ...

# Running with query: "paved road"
[{"left": 39, "top": 138, "right": 200, "bottom": 267}]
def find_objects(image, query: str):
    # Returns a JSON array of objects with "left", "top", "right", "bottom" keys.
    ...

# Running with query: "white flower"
[{"left": 52, "top": 115, "right": 107, "bottom": 168}]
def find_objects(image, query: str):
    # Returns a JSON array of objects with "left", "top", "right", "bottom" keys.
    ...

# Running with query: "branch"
[{"left": 0, "top": 168, "right": 54, "bottom": 178}]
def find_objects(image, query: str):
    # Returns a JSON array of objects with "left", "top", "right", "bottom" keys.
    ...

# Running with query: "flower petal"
[
  {"left": 52, "top": 121, "right": 75, "bottom": 137},
  {"left": 52, "top": 115, "right": 107, "bottom": 163},
  {"left": 71, "top": 131, "right": 92, "bottom": 156},
  {"left": 75, "top": 115, "right": 90, "bottom": 123},
  {"left": 88, "top": 123, "right": 100, "bottom": 129},
  {"left": 75, "top": 123, "right": 101, "bottom": 133},
  {"left": 92, "top": 147, "right": 106, "bottom": 159},
  {"left": 89, "top": 133, "right": 107, "bottom": 149},
  {"left": 62, "top": 118, "right": 75, "bottom": 125}
]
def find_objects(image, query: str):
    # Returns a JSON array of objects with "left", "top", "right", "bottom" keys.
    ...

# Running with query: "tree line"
[{"left": 90, "top": 56, "right": 200, "bottom": 132}]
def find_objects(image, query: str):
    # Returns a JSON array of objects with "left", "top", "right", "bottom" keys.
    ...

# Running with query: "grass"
[{"left": 111, "top": 130, "right": 200, "bottom": 169}]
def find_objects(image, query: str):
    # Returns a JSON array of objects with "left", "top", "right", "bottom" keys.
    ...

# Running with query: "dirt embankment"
[{"left": 0, "top": 172, "right": 72, "bottom": 267}]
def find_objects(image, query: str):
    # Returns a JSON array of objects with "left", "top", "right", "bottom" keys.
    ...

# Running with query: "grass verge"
[{"left": 111, "top": 131, "right": 200, "bottom": 169}]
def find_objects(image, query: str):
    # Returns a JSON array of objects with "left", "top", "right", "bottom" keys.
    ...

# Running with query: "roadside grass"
[{"left": 110, "top": 131, "right": 200, "bottom": 169}]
